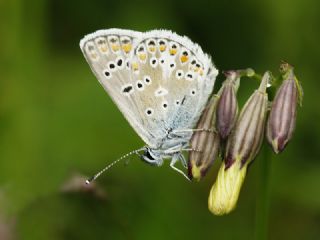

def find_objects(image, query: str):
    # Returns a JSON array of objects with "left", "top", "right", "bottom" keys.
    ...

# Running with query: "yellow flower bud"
[{"left": 208, "top": 161, "right": 247, "bottom": 215}]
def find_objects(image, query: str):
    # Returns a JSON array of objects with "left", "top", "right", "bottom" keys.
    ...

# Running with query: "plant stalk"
[{"left": 254, "top": 144, "right": 272, "bottom": 240}]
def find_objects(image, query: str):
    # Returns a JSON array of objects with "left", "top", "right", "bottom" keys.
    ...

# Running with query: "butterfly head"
[{"left": 140, "top": 147, "right": 163, "bottom": 166}]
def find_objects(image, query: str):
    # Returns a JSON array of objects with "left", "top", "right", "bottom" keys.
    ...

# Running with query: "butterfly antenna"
[{"left": 85, "top": 147, "right": 146, "bottom": 184}]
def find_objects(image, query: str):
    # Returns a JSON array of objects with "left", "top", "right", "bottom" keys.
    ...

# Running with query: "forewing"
[{"left": 80, "top": 29, "right": 154, "bottom": 146}]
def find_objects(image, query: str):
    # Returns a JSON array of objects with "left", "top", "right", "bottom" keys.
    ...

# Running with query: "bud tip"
[
  {"left": 208, "top": 162, "right": 247, "bottom": 216},
  {"left": 190, "top": 163, "right": 202, "bottom": 181}
]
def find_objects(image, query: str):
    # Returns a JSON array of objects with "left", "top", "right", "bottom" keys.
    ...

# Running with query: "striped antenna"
[{"left": 85, "top": 147, "right": 146, "bottom": 184}]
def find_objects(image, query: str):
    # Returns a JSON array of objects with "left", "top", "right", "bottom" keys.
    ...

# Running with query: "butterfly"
[{"left": 80, "top": 29, "right": 218, "bottom": 182}]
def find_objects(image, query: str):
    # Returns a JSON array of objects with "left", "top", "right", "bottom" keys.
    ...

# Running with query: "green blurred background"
[{"left": 1, "top": 0, "right": 320, "bottom": 239}]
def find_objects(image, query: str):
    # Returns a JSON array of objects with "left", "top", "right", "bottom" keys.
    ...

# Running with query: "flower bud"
[
  {"left": 208, "top": 161, "right": 246, "bottom": 215},
  {"left": 216, "top": 68, "right": 255, "bottom": 140},
  {"left": 216, "top": 72, "right": 239, "bottom": 140},
  {"left": 267, "top": 63, "right": 302, "bottom": 153},
  {"left": 188, "top": 97, "right": 220, "bottom": 181},
  {"left": 208, "top": 72, "right": 270, "bottom": 215}
]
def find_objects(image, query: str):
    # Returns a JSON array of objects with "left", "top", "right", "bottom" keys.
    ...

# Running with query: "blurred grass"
[{"left": 1, "top": 0, "right": 320, "bottom": 239}]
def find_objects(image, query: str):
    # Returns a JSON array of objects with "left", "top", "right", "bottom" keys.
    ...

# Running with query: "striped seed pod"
[
  {"left": 216, "top": 68, "right": 255, "bottom": 140},
  {"left": 188, "top": 97, "right": 220, "bottom": 181},
  {"left": 216, "top": 71, "right": 239, "bottom": 140},
  {"left": 208, "top": 72, "right": 270, "bottom": 215},
  {"left": 266, "top": 63, "right": 302, "bottom": 153}
]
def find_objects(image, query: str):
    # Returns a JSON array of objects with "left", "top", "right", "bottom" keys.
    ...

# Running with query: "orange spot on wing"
[
  {"left": 138, "top": 53, "right": 146, "bottom": 61},
  {"left": 122, "top": 44, "right": 132, "bottom": 53},
  {"left": 169, "top": 49, "right": 177, "bottom": 55},
  {"left": 111, "top": 44, "right": 120, "bottom": 51},
  {"left": 148, "top": 46, "right": 156, "bottom": 52},
  {"left": 100, "top": 46, "right": 108, "bottom": 52},
  {"left": 159, "top": 45, "right": 166, "bottom": 52},
  {"left": 132, "top": 62, "right": 139, "bottom": 71},
  {"left": 180, "top": 55, "right": 188, "bottom": 63}
]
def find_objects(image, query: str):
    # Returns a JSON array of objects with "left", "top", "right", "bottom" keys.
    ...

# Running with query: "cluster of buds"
[
  {"left": 188, "top": 62, "right": 302, "bottom": 215},
  {"left": 188, "top": 69, "right": 253, "bottom": 181}
]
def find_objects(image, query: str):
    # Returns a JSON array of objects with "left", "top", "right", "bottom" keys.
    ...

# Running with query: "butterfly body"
[{"left": 80, "top": 29, "right": 218, "bottom": 178}]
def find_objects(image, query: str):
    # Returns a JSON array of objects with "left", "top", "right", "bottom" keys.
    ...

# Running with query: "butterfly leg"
[
  {"left": 172, "top": 128, "right": 216, "bottom": 134},
  {"left": 170, "top": 154, "right": 190, "bottom": 181},
  {"left": 179, "top": 153, "right": 188, "bottom": 169}
]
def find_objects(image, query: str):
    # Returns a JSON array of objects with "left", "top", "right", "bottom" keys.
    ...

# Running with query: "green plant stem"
[{"left": 254, "top": 144, "right": 272, "bottom": 240}]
